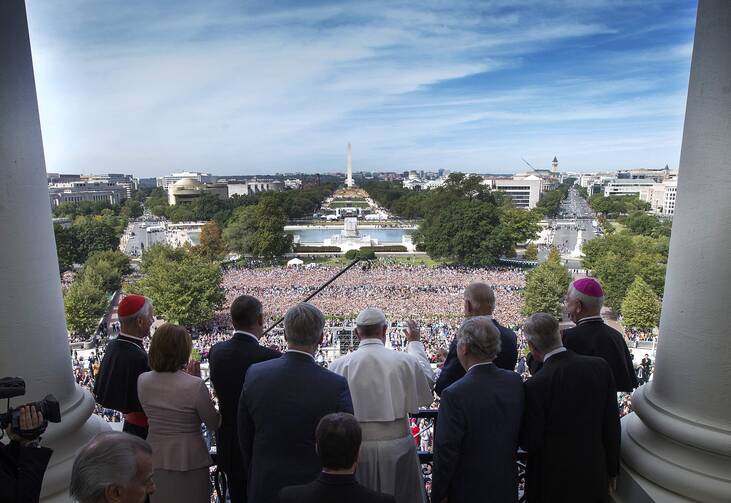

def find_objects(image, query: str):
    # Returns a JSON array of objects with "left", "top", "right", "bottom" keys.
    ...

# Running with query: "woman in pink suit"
[{"left": 138, "top": 323, "right": 220, "bottom": 503}]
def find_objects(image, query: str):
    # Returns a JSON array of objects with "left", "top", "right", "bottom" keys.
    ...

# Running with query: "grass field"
[{"left": 609, "top": 220, "right": 626, "bottom": 233}]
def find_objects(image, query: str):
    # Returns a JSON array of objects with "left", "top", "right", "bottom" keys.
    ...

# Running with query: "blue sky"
[{"left": 26, "top": 0, "right": 697, "bottom": 177}]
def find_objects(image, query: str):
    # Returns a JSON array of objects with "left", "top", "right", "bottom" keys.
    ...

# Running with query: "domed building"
[
  {"left": 167, "top": 177, "right": 228, "bottom": 205},
  {"left": 168, "top": 177, "right": 204, "bottom": 205}
]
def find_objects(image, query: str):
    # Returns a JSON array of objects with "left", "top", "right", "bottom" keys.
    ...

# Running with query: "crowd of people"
[
  {"left": 625, "top": 327, "right": 657, "bottom": 345},
  {"left": 72, "top": 350, "right": 125, "bottom": 423},
  {"left": 216, "top": 263, "right": 526, "bottom": 366},
  {"left": 61, "top": 270, "right": 77, "bottom": 290},
  {"left": 222, "top": 264, "right": 527, "bottom": 328}
]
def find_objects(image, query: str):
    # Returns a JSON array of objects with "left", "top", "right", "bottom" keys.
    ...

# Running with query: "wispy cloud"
[{"left": 25, "top": 0, "right": 695, "bottom": 175}]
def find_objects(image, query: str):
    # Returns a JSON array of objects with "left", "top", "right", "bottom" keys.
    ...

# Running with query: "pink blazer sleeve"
[{"left": 196, "top": 378, "right": 221, "bottom": 431}]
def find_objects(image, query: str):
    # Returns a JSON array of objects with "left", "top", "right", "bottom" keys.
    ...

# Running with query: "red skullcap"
[
  {"left": 118, "top": 295, "right": 147, "bottom": 317},
  {"left": 572, "top": 277, "right": 604, "bottom": 297}
]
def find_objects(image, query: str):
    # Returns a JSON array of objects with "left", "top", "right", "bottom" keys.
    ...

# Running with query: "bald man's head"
[{"left": 464, "top": 282, "right": 496, "bottom": 316}]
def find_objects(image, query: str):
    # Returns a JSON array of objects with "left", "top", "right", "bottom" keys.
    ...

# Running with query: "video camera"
[{"left": 0, "top": 377, "right": 61, "bottom": 440}]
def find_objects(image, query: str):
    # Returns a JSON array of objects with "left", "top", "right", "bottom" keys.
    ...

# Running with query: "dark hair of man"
[
  {"left": 315, "top": 413, "right": 362, "bottom": 470},
  {"left": 231, "top": 295, "right": 262, "bottom": 330}
]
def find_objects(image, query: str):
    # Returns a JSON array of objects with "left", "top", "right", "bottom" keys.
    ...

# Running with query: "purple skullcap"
[{"left": 572, "top": 277, "right": 604, "bottom": 297}]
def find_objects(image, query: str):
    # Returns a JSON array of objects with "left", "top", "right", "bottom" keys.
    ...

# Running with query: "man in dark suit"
[
  {"left": 209, "top": 295, "right": 281, "bottom": 503},
  {"left": 521, "top": 313, "right": 621, "bottom": 503},
  {"left": 279, "top": 413, "right": 395, "bottom": 503},
  {"left": 436, "top": 282, "right": 518, "bottom": 395},
  {"left": 641, "top": 353, "right": 653, "bottom": 384},
  {"left": 432, "top": 317, "right": 525, "bottom": 503},
  {"left": 563, "top": 278, "right": 638, "bottom": 392},
  {"left": 239, "top": 303, "right": 354, "bottom": 503},
  {"left": 94, "top": 295, "right": 153, "bottom": 439}
]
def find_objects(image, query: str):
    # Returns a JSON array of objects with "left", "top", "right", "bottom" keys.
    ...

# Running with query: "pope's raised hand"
[{"left": 404, "top": 320, "right": 421, "bottom": 342}]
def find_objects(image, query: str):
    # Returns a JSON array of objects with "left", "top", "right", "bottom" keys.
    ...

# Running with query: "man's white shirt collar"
[
  {"left": 119, "top": 332, "right": 143, "bottom": 342},
  {"left": 577, "top": 315, "right": 603, "bottom": 324},
  {"left": 234, "top": 330, "right": 259, "bottom": 344},
  {"left": 467, "top": 361, "right": 494, "bottom": 372},
  {"left": 543, "top": 346, "right": 567, "bottom": 362},
  {"left": 359, "top": 338, "right": 384, "bottom": 347},
  {"left": 285, "top": 349, "right": 315, "bottom": 360}
]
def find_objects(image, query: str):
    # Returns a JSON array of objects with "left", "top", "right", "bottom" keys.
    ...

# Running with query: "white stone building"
[
  {"left": 485, "top": 174, "right": 543, "bottom": 209},
  {"left": 603, "top": 178, "right": 656, "bottom": 199},
  {"left": 48, "top": 180, "right": 128, "bottom": 207},
  {"left": 227, "top": 179, "right": 284, "bottom": 197},
  {"left": 167, "top": 178, "right": 229, "bottom": 205},
  {"left": 649, "top": 179, "right": 678, "bottom": 216},
  {"left": 82, "top": 173, "right": 138, "bottom": 198}
]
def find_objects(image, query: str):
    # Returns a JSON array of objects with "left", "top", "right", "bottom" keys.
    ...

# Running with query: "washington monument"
[{"left": 345, "top": 142, "right": 355, "bottom": 188}]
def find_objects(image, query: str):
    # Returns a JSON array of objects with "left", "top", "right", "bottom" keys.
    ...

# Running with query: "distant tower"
[
  {"left": 345, "top": 143, "right": 355, "bottom": 188},
  {"left": 552, "top": 156, "right": 559, "bottom": 174}
]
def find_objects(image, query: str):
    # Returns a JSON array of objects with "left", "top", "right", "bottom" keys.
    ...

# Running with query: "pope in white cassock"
[{"left": 329, "top": 308, "right": 435, "bottom": 503}]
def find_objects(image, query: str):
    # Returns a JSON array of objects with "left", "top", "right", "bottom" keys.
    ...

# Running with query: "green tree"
[
  {"left": 344, "top": 249, "right": 377, "bottom": 260},
  {"left": 84, "top": 250, "right": 132, "bottom": 292},
  {"left": 592, "top": 252, "right": 634, "bottom": 312},
  {"left": 146, "top": 188, "right": 171, "bottom": 218},
  {"left": 73, "top": 216, "right": 121, "bottom": 263},
  {"left": 524, "top": 243, "right": 538, "bottom": 261},
  {"left": 624, "top": 211, "right": 659, "bottom": 236},
  {"left": 536, "top": 186, "right": 568, "bottom": 217},
  {"left": 596, "top": 216, "right": 614, "bottom": 235},
  {"left": 64, "top": 272, "right": 108, "bottom": 337},
  {"left": 522, "top": 253, "right": 572, "bottom": 317},
  {"left": 621, "top": 276, "right": 661, "bottom": 330},
  {"left": 588, "top": 194, "right": 650, "bottom": 217},
  {"left": 196, "top": 221, "right": 227, "bottom": 259},
  {"left": 500, "top": 207, "right": 543, "bottom": 245},
  {"left": 413, "top": 174, "right": 521, "bottom": 266},
  {"left": 53, "top": 200, "right": 117, "bottom": 219},
  {"left": 120, "top": 199, "right": 144, "bottom": 219},
  {"left": 629, "top": 252, "right": 666, "bottom": 297},
  {"left": 652, "top": 219, "right": 672, "bottom": 238},
  {"left": 581, "top": 233, "right": 635, "bottom": 270},
  {"left": 417, "top": 198, "right": 506, "bottom": 265},
  {"left": 53, "top": 224, "right": 77, "bottom": 272},
  {"left": 224, "top": 199, "right": 293, "bottom": 257},
  {"left": 132, "top": 245, "right": 225, "bottom": 327},
  {"left": 547, "top": 246, "right": 562, "bottom": 264}
]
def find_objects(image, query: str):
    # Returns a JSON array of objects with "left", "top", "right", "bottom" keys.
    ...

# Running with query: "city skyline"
[{"left": 27, "top": 0, "right": 696, "bottom": 177}]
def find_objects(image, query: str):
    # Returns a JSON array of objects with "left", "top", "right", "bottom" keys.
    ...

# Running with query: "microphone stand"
[{"left": 261, "top": 257, "right": 365, "bottom": 336}]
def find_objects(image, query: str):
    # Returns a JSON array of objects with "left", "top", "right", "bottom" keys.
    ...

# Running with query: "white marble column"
[
  {"left": 0, "top": 2, "right": 108, "bottom": 502},
  {"left": 617, "top": 1, "right": 731, "bottom": 502}
]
